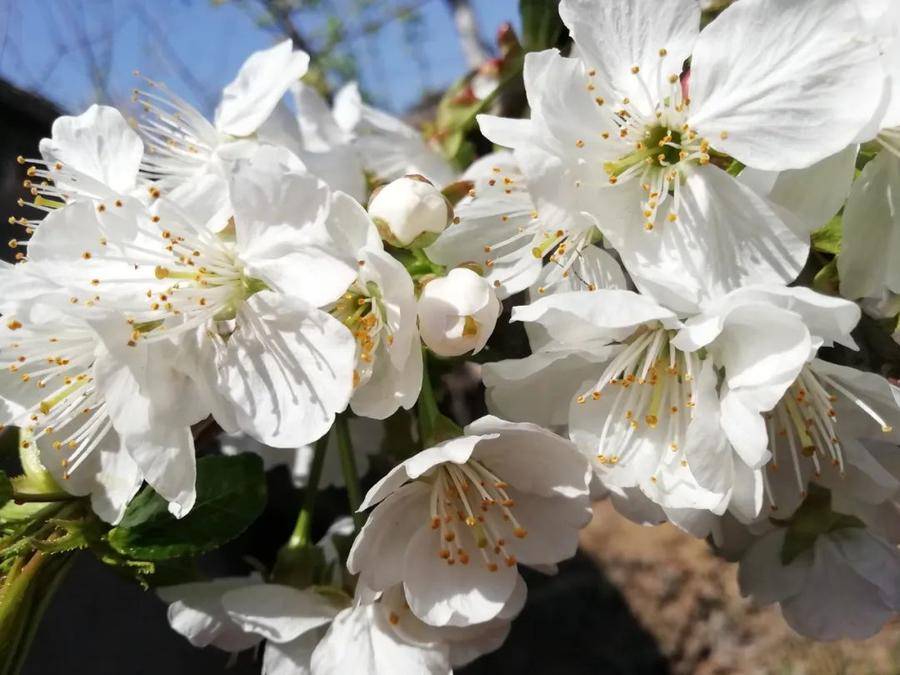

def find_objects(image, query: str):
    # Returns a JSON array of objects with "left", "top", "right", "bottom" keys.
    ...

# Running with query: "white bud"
[
  {"left": 367, "top": 175, "right": 449, "bottom": 247},
  {"left": 417, "top": 267, "right": 500, "bottom": 357}
]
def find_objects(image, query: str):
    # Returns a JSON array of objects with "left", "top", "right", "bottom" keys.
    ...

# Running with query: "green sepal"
[
  {"left": 811, "top": 214, "right": 842, "bottom": 255},
  {"left": 777, "top": 485, "right": 865, "bottom": 566},
  {"left": 15, "top": 429, "right": 59, "bottom": 496},
  {"left": 108, "top": 454, "right": 266, "bottom": 561},
  {"left": 812, "top": 257, "right": 839, "bottom": 295},
  {"left": 271, "top": 544, "right": 327, "bottom": 591},
  {"left": 28, "top": 515, "right": 104, "bottom": 555},
  {"left": 856, "top": 141, "right": 881, "bottom": 172},
  {"left": 725, "top": 159, "right": 745, "bottom": 177}
]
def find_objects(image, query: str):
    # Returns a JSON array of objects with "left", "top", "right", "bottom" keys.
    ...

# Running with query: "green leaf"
[
  {"left": 519, "top": 0, "right": 564, "bottom": 52},
  {"left": 108, "top": 454, "right": 266, "bottom": 560},
  {"left": 0, "top": 472, "right": 11, "bottom": 510},
  {"left": 811, "top": 214, "right": 842, "bottom": 255}
]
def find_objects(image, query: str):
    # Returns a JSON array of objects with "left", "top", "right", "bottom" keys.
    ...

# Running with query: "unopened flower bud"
[
  {"left": 368, "top": 175, "right": 451, "bottom": 247},
  {"left": 417, "top": 267, "right": 500, "bottom": 357}
]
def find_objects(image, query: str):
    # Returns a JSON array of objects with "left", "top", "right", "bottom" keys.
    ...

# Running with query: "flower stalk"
[
  {"left": 416, "top": 349, "right": 463, "bottom": 448},
  {"left": 335, "top": 414, "right": 364, "bottom": 533}
]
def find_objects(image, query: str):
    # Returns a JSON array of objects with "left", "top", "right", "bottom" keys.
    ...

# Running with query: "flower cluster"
[{"left": 2, "top": 0, "right": 900, "bottom": 671}]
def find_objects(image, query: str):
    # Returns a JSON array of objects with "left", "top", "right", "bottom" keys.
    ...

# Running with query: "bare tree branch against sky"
[{"left": 0, "top": 0, "right": 519, "bottom": 115}]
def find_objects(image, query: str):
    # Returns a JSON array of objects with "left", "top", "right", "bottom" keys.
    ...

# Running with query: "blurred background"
[
  {"left": 0, "top": 1, "right": 899, "bottom": 673},
  {"left": 0, "top": 0, "right": 519, "bottom": 116}
]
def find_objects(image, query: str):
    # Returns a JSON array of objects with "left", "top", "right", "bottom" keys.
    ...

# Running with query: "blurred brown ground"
[{"left": 578, "top": 501, "right": 900, "bottom": 675}]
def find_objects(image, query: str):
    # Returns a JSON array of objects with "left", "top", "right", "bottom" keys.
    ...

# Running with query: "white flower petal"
[
  {"left": 262, "top": 629, "right": 322, "bottom": 675},
  {"left": 39, "top": 104, "right": 142, "bottom": 195},
  {"left": 402, "top": 525, "right": 519, "bottom": 627},
  {"left": 780, "top": 532, "right": 899, "bottom": 640},
  {"left": 229, "top": 147, "right": 356, "bottom": 307},
  {"left": 310, "top": 604, "right": 450, "bottom": 675},
  {"left": 357, "top": 436, "right": 483, "bottom": 512},
  {"left": 689, "top": 0, "right": 884, "bottom": 169},
  {"left": 158, "top": 578, "right": 265, "bottom": 652},
  {"left": 558, "top": 0, "right": 700, "bottom": 118},
  {"left": 222, "top": 293, "right": 355, "bottom": 448},
  {"left": 222, "top": 584, "right": 338, "bottom": 643},
  {"left": 482, "top": 347, "right": 613, "bottom": 428},
  {"left": 476, "top": 114, "right": 535, "bottom": 150},
  {"left": 466, "top": 416, "right": 591, "bottom": 499},
  {"left": 347, "top": 481, "right": 431, "bottom": 591},
  {"left": 92, "top": 347, "right": 199, "bottom": 518},
  {"left": 838, "top": 151, "right": 900, "bottom": 299},
  {"left": 351, "top": 338, "right": 422, "bottom": 420},
  {"left": 727, "top": 459, "right": 764, "bottom": 523},
  {"left": 719, "top": 387, "right": 772, "bottom": 470},
  {"left": 737, "top": 529, "right": 809, "bottom": 606},
  {"left": 500, "top": 489, "right": 591, "bottom": 565},
  {"left": 511, "top": 289, "right": 677, "bottom": 345},
  {"left": 608, "top": 165, "right": 809, "bottom": 312},
  {"left": 214, "top": 40, "right": 310, "bottom": 137},
  {"left": 738, "top": 144, "right": 859, "bottom": 234},
  {"left": 38, "top": 426, "right": 142, "bottom": 525}
]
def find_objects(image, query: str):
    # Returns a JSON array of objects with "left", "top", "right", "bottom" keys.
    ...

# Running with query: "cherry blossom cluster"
[{"left": 2, "top": 0, "right": 899, "bottom": 671}]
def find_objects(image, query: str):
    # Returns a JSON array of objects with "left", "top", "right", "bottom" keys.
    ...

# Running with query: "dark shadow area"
[
  {"left": 22, "top": 553, "right": 262, "bottom": 675},
  {"left": 24, "top": 520, "right": 668, "bottom": 675},
  {"left": 0, "top": 79, "right": 61, "bottom": 265},
  {"left": 461, "top": 554, "right": 669, "bottom": 675}
]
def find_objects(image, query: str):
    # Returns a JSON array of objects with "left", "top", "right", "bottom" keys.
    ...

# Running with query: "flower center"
[
  {"left": 428, "top": 461, "right": 527, "bottom": 572},
  {"left": 762, "top": 365, "right": 894, "bottom": 512},
  {"left": 581, "top": 61, "right": 728, "bottom": 231},
  {"left": 331, "top": 281, "right": 389, "bottom": 388},
  {"left": 135, "top": 219, "right": 268, "bottom": 338},
  {"left": 574, "top": 327, "right": 698, "bottom": 478}
]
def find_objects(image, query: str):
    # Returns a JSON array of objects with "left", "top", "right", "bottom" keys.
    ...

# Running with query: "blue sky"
[{"left": 0, "top": 0, "right": 520, "bottom": 116}]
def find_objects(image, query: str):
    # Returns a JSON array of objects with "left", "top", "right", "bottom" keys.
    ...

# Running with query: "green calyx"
[
  {"left": 211, "top": 273, "right": 269, "bottom": 321},
  {"left": 774, "top": 484, "right": 865, "bottom": 566}
]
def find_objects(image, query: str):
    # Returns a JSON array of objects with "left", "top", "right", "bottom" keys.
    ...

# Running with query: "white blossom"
[
  {"left": 738, "top": 524, "right": 900, "bottom": 640},
  {"left": 133, "top": 39, "right": 309, "bottom": 223},
  {"left": 477, "top": 0, "right": 885, "bottom": 312},
  {"left": 347, "top": 416, "right": 591, "bottom": 627},
  {"left": 0, "top": 297, "right": 203, "bottom": 521},
  {"left": 22, "top": 145, "right": 358, "bottom": 449},
  {"left": 330, "top": 194, "right": 423, "bottom": 419},
  {"left": 159, "top": 575, "right": 519, "bottom": 674}
]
